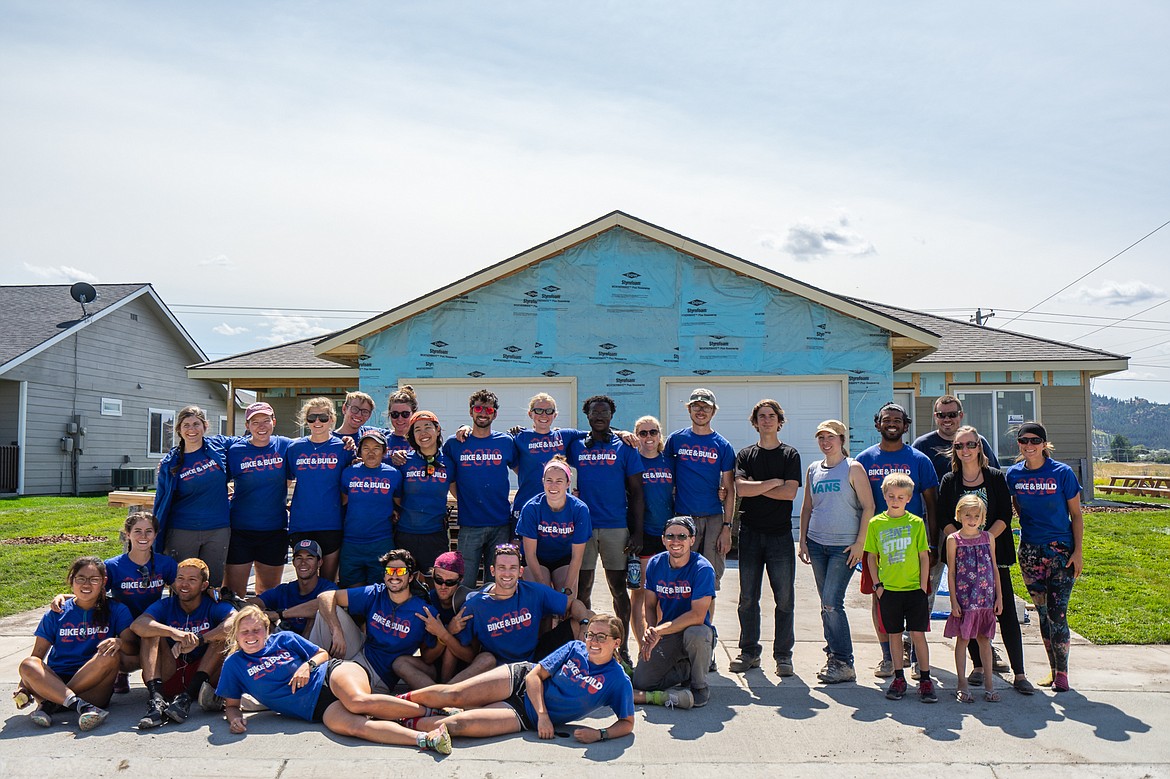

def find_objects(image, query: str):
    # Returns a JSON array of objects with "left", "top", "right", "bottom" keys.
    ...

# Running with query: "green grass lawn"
[
  {"left": 0, "top": 496, "right": 126, "bottom": 619},
  {"left": 1009, "top": 506, "right": 1170, "bottom": 644}
]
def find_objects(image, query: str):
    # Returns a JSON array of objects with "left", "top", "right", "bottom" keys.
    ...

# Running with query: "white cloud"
[
  {"left": 1065, "top": 280, "right": 1165, "bottom": 307},
  {"left": 258, "top": 312, "right": 331, "bottom": 344},
  {"left": 212, "top": 322, "right": 248, "bottom": 336},
  {"left": 760, "top": 213, "right": 876, "bottom": 262},
  {"left": 200, "top": 254, "right": 234, "bottom": 268},
  {"left": 22, "top": 262, "right": 99, "bottom": 283}
]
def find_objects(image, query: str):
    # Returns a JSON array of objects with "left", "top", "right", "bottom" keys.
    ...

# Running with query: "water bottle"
[{"left": 626, "top": 553, "right": 642, "bottom": 589}]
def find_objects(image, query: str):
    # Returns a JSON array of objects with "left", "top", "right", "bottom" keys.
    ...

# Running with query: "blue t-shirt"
[
  {"left": 216, "top": 631, "right": 326, "bottom": 722},
  {"left": 285, "top": 437, "right": 349, "bottom": 534},
  {"left": 522, "top": 640, "right": 636, "bottom": 726},
  {"left": 665, "top": 429, "right": 736, "bottom": 517},
  {"left": 340, "top": 463, "right": 402, "bottom": 544},
  {"left": 639, "top": 453, "right": 675, "bottom": 538},
  {"left": 381, "top": 432, "right": 412, "bottom": 465},
  {"left": 344, "top": 585, "right": 433, "bottom": 684},
  {"left": 35, "top": 599, "right": 134, "bottom": 677},
  {"left": 104, "top": 552, "right": 179, "bottom": 618},
  {"left": 645, "top": 551, "right": 716, "bottom": 628},
  {"left": 227, "top": 436, "right": 293, "bottom": 533},
  {"left": 1006, "top": 458, "right": 1081, "bottom": 546},
  {"left": 397, "top": 450, "right": 453, "bottom": 535},
  {"left": 143, "top": 595, "right": 236, "bottom": 663},
  {"left": 465, "top": 581, "right": 570, "bottom": 663},
  {"left": 854, "top": 444, "right": 940, "bottom": 518},
  {"left": 168, "top": 448, "right": 231, "bottom": 531},
  {"left": 511, "top": 428, "right": 588, "bottom": 514},
  {"left": 514, "top": 493, "right": 592, "bottom": 564},
  {"left": 567, "top": 435, "right": 644, "bottom": 529},
  {"left": 257, "top": 578, "right": 337, "bottom": 634},
  {"left": 442, "top": 432, "right": 518, "bottom": 528}
]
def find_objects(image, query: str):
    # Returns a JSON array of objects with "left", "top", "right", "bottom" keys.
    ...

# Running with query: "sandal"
[
  {"left": 984, "top": 690, "right": 1000, "bottom": 702},
  {"left": 955, "top": 690, "right": 974, "bottom": 703}
]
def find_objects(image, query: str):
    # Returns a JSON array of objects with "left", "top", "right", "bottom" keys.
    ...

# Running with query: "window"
[
  {"left": 954, "top": 387, "right": 1038, "bottom": 460},
  {"left": 100, "top": 397, "right": 123, "bottom": 417},
  {"left": 148, "top": 408, "right": 175, "bottom": 457},
  {"left": 219, "top": 416, "right": 229, "bottom": 436}
]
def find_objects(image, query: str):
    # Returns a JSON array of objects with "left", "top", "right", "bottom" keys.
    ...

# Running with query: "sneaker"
[
  {"left": 139, "top": 694, "right": 166, "bottom": 729},
  {"left": 885, "top": 677, "right": 907, "bottom": 700},
  {"left": 663, "top": 688, "right": 694, "bottom": 709},
  {"left": 820, "top": 660, "right": 857, "bottom": 684},
  {"left": 1053, "top": 672, "right": 1070, "bottom": 692},
  {"left": 816, "top": 662, "right": 830, "bottom": 680},
  {"left": 198, "top": 681, "right": 225, "bottom": 712},
  {"left": 775, "top": 660, "right": 794, "bottom": 677},
  {"left": 968, "top": 669, "right": 984, "bottom": 687},
  {"left": 77, "top": 702, "right": 110, "bottom": 731},
  {"left": 691, "top": 686, "right": 710, "bottom": 708},
  {"left": 992, "top": 646, "right": 1010, "bottom": 673},
  {"left": 113, "top": 672, "right": 131, "bottom": 695},
  {"left": 423, "top": 723, "right": 452, "bottom": 755},
  {"left": 874, "top": 659, "right": 894, "bottom": 678},
  {"left": 729, "top": 653, "right": 761, "bottom": 673},
  {"left": 918, "top": 678, "right": 938, "bottom": 703},
  {"left": 902, "top": 637, "right": 913, "bottom": 665},
  {"left": 910, "top": 665, "right": 922, "bottom": 681},
  {"left": 29, "top": 706, "right": 52, "bottom": 728},
  {"left": 164, "top": 692, "right": 192, "bottom": 723},
  {"left": 1038, "top": 670, "right": 1056, "bottom": 687}
]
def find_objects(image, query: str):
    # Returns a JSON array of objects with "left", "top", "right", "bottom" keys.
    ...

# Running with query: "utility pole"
[{"left": 970, "top": 308, "right": 996, "bottom": 326}]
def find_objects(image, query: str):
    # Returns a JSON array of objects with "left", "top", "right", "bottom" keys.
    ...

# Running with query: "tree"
[{"left": 1110, "top": 434, "right": 1133, "bottom": 463}]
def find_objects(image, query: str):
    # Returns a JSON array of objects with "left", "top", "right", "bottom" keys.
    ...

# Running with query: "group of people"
[{"left": 15, "top": 386, "right": 1084, "bottom": 749}]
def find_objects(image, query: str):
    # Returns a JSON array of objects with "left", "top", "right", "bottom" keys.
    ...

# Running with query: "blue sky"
[{"left": 2, "top": 1, "right": 1168, "bottom": 401}]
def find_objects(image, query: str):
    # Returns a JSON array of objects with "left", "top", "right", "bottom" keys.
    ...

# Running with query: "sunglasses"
[
  {"left": 384, "top": 566, "right": 409, "bottom": 577},
  {"left": 637, "top": 429, "right": 660, "bottom": 437},
  {"left": 934, "top": 411, "right": 961, "bottom": 419},
  {"left": 956, "top": 441, "right": 981, "bottom": 450},
  {"left": 663, "top": 532, "right": 692, "bottom": 541},
  {"left": 471, "top": 405, "right": 497, "bottom": 415},
  {"left": 389, "top": 410, "right": 413, "bottom": 419},
  {"left": 583, "top": 631, "right": 616, "bottom": 643},
  {"left": 530, "top": 408, "right": 556, "bottom": 416},
  {"left": 305, "top": 413, "right": 331, "bottom": 423},
  {"left": 1018, "top": 436, "right": 1045, "bottom": 445},
  {"left": 433, "top": 575, "right": 461, "bottom": 587}
]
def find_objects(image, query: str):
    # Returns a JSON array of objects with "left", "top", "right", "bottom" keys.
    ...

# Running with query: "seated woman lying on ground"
[
  {"left": 215, "top": 605, "right": 452, "bottom": 754},
  {"left": 398, "top": 613, "right": 634, "bottom": 744}
]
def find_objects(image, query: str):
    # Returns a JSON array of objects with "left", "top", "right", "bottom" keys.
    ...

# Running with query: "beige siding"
[
  {"left": 7, "top": 298, "right": 229, "bottom": 495},
  {"left": 1040, "top": 384, "right": 1091, "bottom": 485}
]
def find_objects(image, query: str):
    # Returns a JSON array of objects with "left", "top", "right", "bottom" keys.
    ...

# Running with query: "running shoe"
[
  {"left": 198, "top": 681, "right": 225, "bottom": 712},
  {"left": 29, "top": 706, "right": 52, "bottom": 728},
  {"left": 77, "top": 702, "right": 110, "bottom": 731},
  {"left": 424, "top": 723, "right": 452, "bottom": 755},
  {"left": 885, "top": 677, "right": 907, "bottom": 700},
  {"left": 165, "top": 691, "right": 192, "bottom": 723},
  {"left": 918, "top": 678, "right": 938, "bottom": 703},
  {"left": 691, "top": 687, "right": 710, "bottom": 708},
  {"left": 139, "top": 693, "right": 166, "bottom": 729},
  {"left": 874, "top": 659, "right": 894, "bottom": 678}
]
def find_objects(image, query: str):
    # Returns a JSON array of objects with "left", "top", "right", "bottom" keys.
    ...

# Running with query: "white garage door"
[
  {"left": 400, "top": 377, "right": 578, "bottom": 489},
  {"left": 661, "top": 376, "right": 847, "bottom": 522}
]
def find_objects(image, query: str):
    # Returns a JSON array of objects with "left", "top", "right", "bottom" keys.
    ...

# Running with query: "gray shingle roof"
[
  {"left": 0, "top": 284, "right": 149, "bottom": 369},
  {"left": 189, "top": 336, "right": 351, "bottom": 371},
  {"left": 852, "top": 298, "right": 1126, "bottom": 363}
]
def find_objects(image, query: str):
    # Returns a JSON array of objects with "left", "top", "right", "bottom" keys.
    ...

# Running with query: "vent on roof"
[{"left": 130, "top": 313, "right": 138, "bottom": 321}]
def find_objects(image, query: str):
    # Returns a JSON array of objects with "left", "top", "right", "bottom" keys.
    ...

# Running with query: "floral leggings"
[{"left": 1018, "top": 540, "right": 1076, "bottom": 674}]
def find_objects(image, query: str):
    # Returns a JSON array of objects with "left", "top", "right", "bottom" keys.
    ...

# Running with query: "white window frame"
[
  {"left": 148, "top": 408, "right": 175, "bottom": 458},
  {"left": 100, "top": 397, "right": 123, "bottom": 417},
  {"left": 219, "top": 415, "right": 229, "bottom": 436},
  {"left": 952, "top": 385, "right": 1041, "bottom": 460}
]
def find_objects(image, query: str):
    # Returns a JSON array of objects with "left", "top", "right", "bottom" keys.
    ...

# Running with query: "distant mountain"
[{"left": 1092, "top": 393, "right": 1170, "bottom": 451}]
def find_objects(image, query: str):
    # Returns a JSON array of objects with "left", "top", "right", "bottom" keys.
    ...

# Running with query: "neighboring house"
[
  {"left": 189, "top": 211, "right": 1127, "bottom": 497},
  {"left": 0, "top": 284, "right": 234, "bottom": 496}
]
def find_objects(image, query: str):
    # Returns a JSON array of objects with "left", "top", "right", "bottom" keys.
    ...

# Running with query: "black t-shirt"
[{"left": 735, "top": 442, "right": 802, "bottom": 534}]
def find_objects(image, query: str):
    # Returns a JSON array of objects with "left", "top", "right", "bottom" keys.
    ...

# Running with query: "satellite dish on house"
[{"left": 70, "top": 282, "right": 97, "bottom": 318}]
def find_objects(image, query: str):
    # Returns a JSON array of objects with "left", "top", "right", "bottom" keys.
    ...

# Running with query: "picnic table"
[{"left": 1096, "top": 474, "right": 1170, "bottom": 498}]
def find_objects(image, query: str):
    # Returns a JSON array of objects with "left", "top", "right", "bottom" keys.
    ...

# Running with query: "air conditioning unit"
[{"left": 111, "top": 467, "right": 157, "bottom": 490}]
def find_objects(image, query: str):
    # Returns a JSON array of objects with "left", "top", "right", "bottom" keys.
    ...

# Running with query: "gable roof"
[
  {"left": 0, "top": 283, "right": 208, "bottom": 376},
  {"left": 855, "top": 299, "right": 1129, "bottom": 376},
  {"left": 312, "top": 211, "right": 941, "bottom": 370},
  {"left": 187, "top": 335, "right": 357, "bottom": 384}
]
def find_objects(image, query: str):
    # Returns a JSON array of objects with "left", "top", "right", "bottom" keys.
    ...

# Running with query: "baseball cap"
[
  {"left": 245, "top": 401, "right": 275, "bottom": 421},
  {"left": 359, "top": 429, "right": 387, "bottom": 448},
  {"left": 686, "top": 388, "right": 717, "bottom": 407},
  {"left": 815, "top": 420, "right": 847, "bottom": 438},
  {"left": 292, "top": 539, "right": 322, "bottom": 558}
]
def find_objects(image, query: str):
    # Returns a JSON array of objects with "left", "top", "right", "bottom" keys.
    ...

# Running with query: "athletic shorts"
[
  {"left": 582, "top": 527, "right": 628, "bottom": 571},
  {"left": 536, "top": 553, "right": 573, "bottom": 573},
  {"left": 310, "top": 658, "right": 346, "bottom": 722},
  {"left": 501, "top": 662, "right": 537, "bottom": 731},
  {"left": 289, "top": 530, "right": 343, "bottom": 557},
  {"left": 162, "top": 659, "right": 199, "bottom": 699},
  {"left": 227, "top": 528, "right": 289, "bottom": 567},
  {"left": 639, "top": 532, "right": 665, "bottom": 558},
  {"left": 877, "top": 588, "right": 930, "bottom": 634}
]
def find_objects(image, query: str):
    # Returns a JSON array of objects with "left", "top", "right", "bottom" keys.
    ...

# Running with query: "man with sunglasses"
[
  {"left": 395, "top": 552, "right": 476, "bottom": 689},
  {"left": 912, "top": 395, "right": 999, "bottom": 478},
  {"left": 313, "top": 549, "right": 439, "bottom": 694},
  {"left": 248, "top": 539, "right": 337, "bottom": 637},
  {"left": 454, "top": 543, "right": 594, "bottom": 683},
  {"left": 633, "top": 516, "right": 715, "bottom": 708},
  {"left": 442, "top": 389, "right": 519, "bottom": 588}
]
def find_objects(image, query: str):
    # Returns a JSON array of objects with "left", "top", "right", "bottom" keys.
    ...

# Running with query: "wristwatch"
[
  {"left": 598, "top": 727, "right": 609, "bottom": 741},
  {"left": 722, "top": 522, "right": 733, "bottom": 528},
  {"left": 307, "top": 658, "right": 319, "bottom": 671}
]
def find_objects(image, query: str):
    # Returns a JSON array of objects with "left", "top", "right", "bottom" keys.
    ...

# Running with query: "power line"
[
  {"left": 998, "top": 218, "right": 1170, "bottom": 328},
  {"left": 1074, "top": 299, "right": 1170, "bottom": 341}
]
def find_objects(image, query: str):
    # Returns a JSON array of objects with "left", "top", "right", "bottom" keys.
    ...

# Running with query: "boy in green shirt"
[{"left": 864, "top": 473, "right": 936, "bottom": 703}]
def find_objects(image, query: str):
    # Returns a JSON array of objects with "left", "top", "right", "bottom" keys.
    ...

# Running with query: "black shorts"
[
  {"left": 501, "top": 662, "right": 537, "bottom": 731},
  {"left": 877, "top": 588, "right": 930, "bottom": 634},
  {"left": 311, "top": 658, "right": 346, "bottom": 721},
  {"left": 639, "top": 533, "right": 665, "bottom": 558},
  {"left": 397, "top": 530, "right": 450, "bottom": 574},
  {"left": 227, "top": 529, "right": 289, "bottom": 567},
  {"left": 537, "top": 554, "right": 573, "bottom": 573},
  {"left": 289, "top": 530, "right": 343, "bottom": 557}
]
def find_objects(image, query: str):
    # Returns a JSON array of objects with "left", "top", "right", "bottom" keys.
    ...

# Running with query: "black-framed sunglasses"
[
  {"left": 389, "top": 410, "right": 413, "bottom": 419},
  {"left": 306, "top": 413, "right": 331, "bottom": 423},
  {"left": 663, "top": 532, "right": 692, "bottom": 541},
  {"left": 956, "top": 441, "right": 981, "bottom": 450},
  {"left": 432, "top": 575, "right": 461, "bottom": 587},
  {"left": 530, "top": 408, "right": 556, "bottom": 416},
  {"left": 935, "top": 411, "right": 961, "bottom": 419},
  {"left": 1018, "top": 436, "right": 1045, "bottom": 445},
  {"left": 637, "top": 429, "right": 660, "bottom": 437}
]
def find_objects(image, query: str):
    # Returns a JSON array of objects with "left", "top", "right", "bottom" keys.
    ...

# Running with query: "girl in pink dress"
[{"left": 944, "top": 494, "right": 1003, "bottom": 702}]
